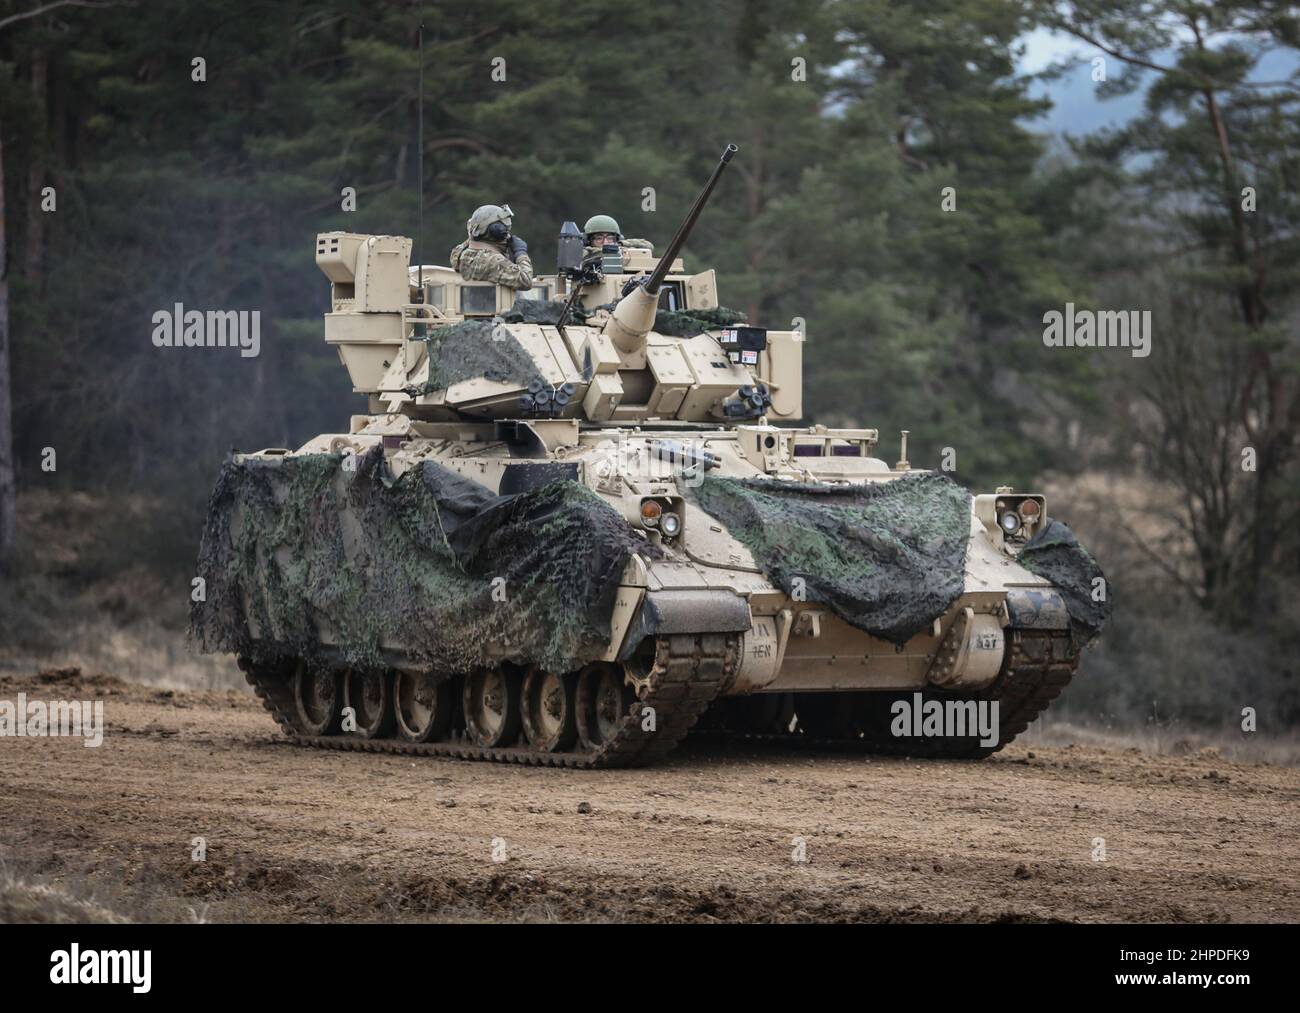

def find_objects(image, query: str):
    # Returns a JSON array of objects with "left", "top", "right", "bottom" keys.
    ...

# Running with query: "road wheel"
[
  {"left": 343, "top": 668, "right": 396, "bottom": 739},
  {"left": 293, "top": 662, "right": 342, "bottom": 736},
  {"left": 463, "top": 666, "right": 522, "bottom": 748},
  {"left": 393, "top": 671, "right": 453, "bottom": 743},
  {"left": 576, "top": 663, "right": 633, "bottom": 751},
  {"left": 521, "top": 667, "right": 577, "bottom": 753}
]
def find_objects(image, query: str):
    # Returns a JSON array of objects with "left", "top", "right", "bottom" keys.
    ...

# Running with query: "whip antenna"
[{"left": 417, "top": 10, "right": 424, "bottom": 297}]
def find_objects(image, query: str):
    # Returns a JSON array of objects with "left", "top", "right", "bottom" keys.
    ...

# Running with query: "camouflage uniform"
[
  {"left": 581, "top": 214, "right": 653, "bottom": 257},
  {"left": 449, "top": 239, "right": 535, "bottom": 291},
  {"left": 584, "top": 237, "right": 654, "bottom": 257}
]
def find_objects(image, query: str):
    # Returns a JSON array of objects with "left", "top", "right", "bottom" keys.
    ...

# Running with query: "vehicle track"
[
  {"left": 243, "top": 630, "right": 1075, "bottom": 764},
  {"left": 244, "top": 633, "right": 738, "bottom": 768}
]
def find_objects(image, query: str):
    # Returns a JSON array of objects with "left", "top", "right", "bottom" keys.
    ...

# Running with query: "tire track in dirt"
[{"left": 0, "top": 672, "right": 1296, "bottom": 923}]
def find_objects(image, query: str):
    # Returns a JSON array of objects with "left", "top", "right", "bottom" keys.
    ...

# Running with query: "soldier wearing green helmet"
[
  {"left": 450, "top": 203, "right": 534, "bottom": 290},
  {"left": 582, "top": 214, "right": 654, "bottom": 255}
]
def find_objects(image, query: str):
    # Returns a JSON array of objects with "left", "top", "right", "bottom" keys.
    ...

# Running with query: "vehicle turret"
[{"left": 313, "top": 144, "right": 802, "bottom": 426}]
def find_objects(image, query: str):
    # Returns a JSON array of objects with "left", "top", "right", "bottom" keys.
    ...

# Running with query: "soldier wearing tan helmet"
[
  {"left": 582, "top": 214, "right": 654, "bottom": 255},
  {"left": 450, "top": 203, "right": 534, "bottom": 290}
]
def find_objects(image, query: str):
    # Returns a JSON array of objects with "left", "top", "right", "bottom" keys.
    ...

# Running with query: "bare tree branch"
[{"left": 0, "top": 0, "right": 119, "bottom": 33}]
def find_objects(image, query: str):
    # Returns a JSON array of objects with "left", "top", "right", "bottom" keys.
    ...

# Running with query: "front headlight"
[
  {"left": 639, "top": 499, "right": 662, "bottom": 527},
  {"left": 660, "top": 512, "right": 681, "bottom": 537},
  {"left": 977, "top": 490, "right": 1046, "bottom": 543}
]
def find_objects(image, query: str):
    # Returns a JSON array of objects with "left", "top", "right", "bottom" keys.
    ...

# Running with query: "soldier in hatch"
[
  {"left": 582, "top": 214, "right": 654, "bottom": 255},
  {"left": 450, "top": 204, "right": 534, "bottom": 290}
]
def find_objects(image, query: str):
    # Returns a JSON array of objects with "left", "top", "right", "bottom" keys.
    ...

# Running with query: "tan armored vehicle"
[{"left": 192, "top": 145, "right": 1108, "bottom": 766}]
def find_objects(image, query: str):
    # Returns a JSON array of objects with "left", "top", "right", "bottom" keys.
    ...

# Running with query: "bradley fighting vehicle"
[{"left": 191, "top": 144, "right": 1108, "bottom": 767}]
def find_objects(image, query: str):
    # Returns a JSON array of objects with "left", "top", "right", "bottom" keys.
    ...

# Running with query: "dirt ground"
[{"left": 1, "top": 668, "right": 1297, "bottom": 923}]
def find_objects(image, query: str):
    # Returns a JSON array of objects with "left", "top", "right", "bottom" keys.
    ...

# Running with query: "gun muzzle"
[
  {"left": 605, "top": 143, "right": 737, "bottom": 354},
  {"left": 646, "top": 143, "right": 737, "bottom": 296}
]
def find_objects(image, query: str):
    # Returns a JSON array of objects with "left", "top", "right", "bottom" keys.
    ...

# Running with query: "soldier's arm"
[
  {"left": 495, "top": 254, "right": 534, "bottom": 290},
  {"left": 623, "top": 238, "right": 654, "bottom": 251}
]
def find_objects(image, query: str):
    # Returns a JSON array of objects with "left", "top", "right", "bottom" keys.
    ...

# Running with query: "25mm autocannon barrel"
[
  {"left": 645, "top": 143, "right": 737, "bottom": 295},
  {"left": 604, "top": 143, "right": 738, "bottom": 354}
]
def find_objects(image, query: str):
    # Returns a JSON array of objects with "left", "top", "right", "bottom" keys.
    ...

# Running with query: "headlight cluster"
[
  {"left": 639, "top": 498, "right": 682, "bottom": 538},
  {"left": 995, "top": 496, "right": 1043, "bottom": 538}
]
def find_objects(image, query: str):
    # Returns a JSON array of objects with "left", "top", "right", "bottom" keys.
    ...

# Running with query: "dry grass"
[
  {"left": 0, "top": 847, "right": 269, "bottom": 925},
  {"left": 1025, "top": 716, "right": 1300, "bottom": 767},
  {"left": 0, "top": 621, "right": 242, "bottom": 691},
  {"left": 1, "top": 488, "right": 245, "bottom": 691},
  {"left": 0, "top": 873, "right": 128, "bottom": 924}
]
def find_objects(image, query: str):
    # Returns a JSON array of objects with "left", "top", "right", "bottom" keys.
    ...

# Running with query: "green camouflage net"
[
  {"left": 189, "top": 449, "right": 651, "bottom": 674},
  {"left": 404, "top": 319, "right": 541, "bottom": 396},
  {"left": 689, "top": 472, "right": 972, "bottom": 645},
  {"left": 501, "top": 297, "right": 592, "bottom": 325},
  {"left": 1018, "top": 519, "right": 1111, "bottom": 643},
  {"left": 653, "top": 305, "right": 747, "bottom": 337},
  {"left": 585, "top": 301, "right": 747, "bottom": 338}
]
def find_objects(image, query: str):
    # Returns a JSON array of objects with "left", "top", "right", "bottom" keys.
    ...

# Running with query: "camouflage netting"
[
  {"left": 1018, "top": 519, "right": 1111, "bottom": 643},
  {"left": 405, "top": 319, "right": 540, "bottom": 395},
  {"left": 189, "top": 448, "right": 653, "bottom": 674},
  {"left": 584, "top": 301, "right": 747, "bottom": 337},
  {"left": 500, "top": 297, "right": 592, "bottom": 325},
  {"left": 688, "top": 473, "right": 972, "bottom": 645},
  {"left": 652, "top": 305, "right": 747, "bottom": 337},
  {"left": 399, "top": 300, "right": 748, "bottom": 398}
]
